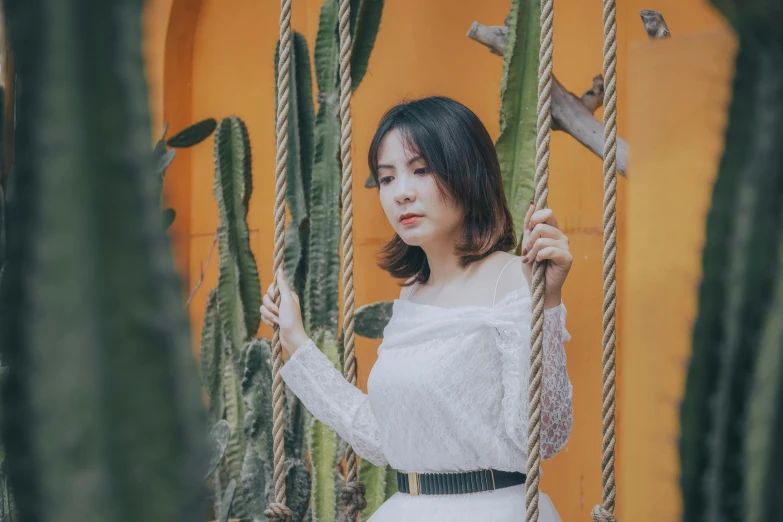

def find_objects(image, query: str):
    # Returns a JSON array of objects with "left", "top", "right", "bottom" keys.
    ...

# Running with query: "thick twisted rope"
[
  {"left": 525, "top": 0, "right": 554, "bottom": 520},
  {"left": 335, "top": 0, "right": 366, "bottom": 521},
  {"left": 267, "top": 0, "right": 293, "bottom": 520},
  {"left": 591, "top": 0, "right": 618, "bottom": 520}
]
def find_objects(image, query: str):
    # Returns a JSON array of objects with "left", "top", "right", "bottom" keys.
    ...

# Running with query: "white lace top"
[{"left": 279, "top": 269, "right": 573, "bottom": 474}]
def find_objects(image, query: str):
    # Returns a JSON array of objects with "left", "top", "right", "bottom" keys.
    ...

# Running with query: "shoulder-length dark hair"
[{"left": 368, "top": 96, "right": 517, "bottom": 286}]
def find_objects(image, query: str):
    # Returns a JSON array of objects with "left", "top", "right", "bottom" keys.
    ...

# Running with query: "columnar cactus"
[
  {"left": 680, "top": 2, "right": 783, "bottom": 521},
  {"left": 495, "top": 0, "right": 540, "bottom": 247},
  {"left": 0, "top": 2, "right": 210, "bottom": 522},
  {"left": 200, "top": 114, "right": 314, "bottom": 520},
  {"left": 274, "top": 0, "right": 393, "bottom": 520}
]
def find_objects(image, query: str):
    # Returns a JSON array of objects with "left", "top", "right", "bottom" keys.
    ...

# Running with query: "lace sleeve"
[
  {"left": 278, "top": 339, "right": 388, "bottom": 466},
  {"left": 540, "top": 303, "right": 573, "bottom": 459},
  {"left": 492, "top": 301, "right": 573, "bottom": 461}
]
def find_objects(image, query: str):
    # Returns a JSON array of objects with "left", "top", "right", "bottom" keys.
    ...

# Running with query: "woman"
[{"left": 260, "top": 96, "right": 573, "bottom": 521}]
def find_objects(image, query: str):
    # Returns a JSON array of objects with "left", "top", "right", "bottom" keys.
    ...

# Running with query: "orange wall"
[
  {"left": 620, "top": 19, "right": 736, "bottom": 522},
  {"left": 140, "top": 1, "right": 737, "bottom": 521}
]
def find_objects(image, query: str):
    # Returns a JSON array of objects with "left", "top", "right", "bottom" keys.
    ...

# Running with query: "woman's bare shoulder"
[{"left": 486, "top": 252, "right": 527, "bottom": 300}]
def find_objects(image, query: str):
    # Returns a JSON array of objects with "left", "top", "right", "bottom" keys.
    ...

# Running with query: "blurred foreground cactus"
[
  {"left": 0, "top": 2, "right": 210, "bottom": 522},
  {"left": 680, "top": 2, "right": 783, "bottom": 522}
]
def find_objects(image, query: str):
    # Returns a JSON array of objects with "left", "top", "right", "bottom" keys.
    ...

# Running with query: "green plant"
[
  {"left": 0, "top": 1, "right": 210, "bottom": 521},
  {"left": 273, "top": 0, "right": 394, "bottom": 520},
  {"left": 680, "top": 2, "right": 783, "bottom": 521},
  {"left": 200, "top": 115, "right": 314, "bottom": 521},
  {"left": 496, "top": 0, "right": 540, "bottom": 248},
  {"left": 153, "top": 118, "right": 218, "bottom": 230}
]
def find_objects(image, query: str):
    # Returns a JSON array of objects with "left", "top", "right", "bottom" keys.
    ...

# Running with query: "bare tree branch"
[
  {"left": 185, "top": 229, "right": 219, "bottom": 309},
  {"left": 467, "top": 21, "right": 629, "bottom": 177},
  {"left": 640, "top": 10, "right": 671, "bottom": 39}
]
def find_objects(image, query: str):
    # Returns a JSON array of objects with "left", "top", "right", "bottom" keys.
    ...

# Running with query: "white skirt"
[{"left": 366, "top": 484, "right": 561, "bottom": 522}]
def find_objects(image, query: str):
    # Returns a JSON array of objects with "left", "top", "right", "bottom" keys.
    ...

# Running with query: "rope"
[
  {"left": 335, "top": 0, "right": 366, "bottom": 520},
  {"left": 267, "top": 0, "right": 293, "bottom": 520},
  {"left": 525, "top": 0, "right": 554, "bottom": 519},
  {"left": 591, "top": 505, "right": 618, "bottom": 522},
  {"left": 591, "top": 0, "right": 618, "bottom": 519}
]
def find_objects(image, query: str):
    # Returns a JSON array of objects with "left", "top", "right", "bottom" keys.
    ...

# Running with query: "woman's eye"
[
  {"left": 379, "top": 176, "right": 393, "bottom": 185},
  {"left": 414, "top": 167, "right": 430, "bottom": 175}
]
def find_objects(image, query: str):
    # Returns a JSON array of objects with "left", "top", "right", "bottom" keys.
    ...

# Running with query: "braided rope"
[
  {"left": 335, "top": 0, "right": 366, "bottom": 521},
  {"left": 591, "top": 0, "right": 618, "bottom": 520},
  {"left": 525, "top": 0, "right": 554, "bottom": 520},
  {"left": 267, "top": 0, "right": 293, "bottom": 520}
]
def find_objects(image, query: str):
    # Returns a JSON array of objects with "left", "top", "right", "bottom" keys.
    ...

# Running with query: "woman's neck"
[{"left": 420, "top": 243, "right": 476, "bottom": 289}]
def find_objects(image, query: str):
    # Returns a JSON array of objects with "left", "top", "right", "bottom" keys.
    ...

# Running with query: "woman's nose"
[{"left": 394, "top": 173, "right": 415, "bottom": 203}]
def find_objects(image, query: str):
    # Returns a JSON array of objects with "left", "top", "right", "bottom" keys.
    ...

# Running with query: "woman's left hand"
[{"left": 520, "top": 202, "right": 573, "bottom": 307}]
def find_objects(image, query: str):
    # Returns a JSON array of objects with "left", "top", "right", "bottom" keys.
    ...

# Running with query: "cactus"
[
  {"left": 200, "top": 115, "right": 264, "bottom": 519},
  {"left": 0, "top": 184, "right": 5, "bottom": 276},
  {"left": 308, "top": 330, "right": 342, "bottom": 522},
  {"left": 306, "top": 0, "right": 343, "bottom": 334},
  {"left": 203, "top": 114, "right": 317, "bottom": 520},
  {"left": 214, "top": 116, "right": 262, "bottom": 348},
  {"left": 0, "top": 1, "right": 209, "bottom": 521},
  {"left": 354, "top": 301, "right": 394, "bottom": 339},
  {"left": 745, "top": 244, "right": 783, "bottom": 522},
  {"left": 495, "top": 0, "right": 540, "bottom": 247},
  {"left": 680, "top": 2, "right": 783, "bottom": 519},
  {"left": 359, "top": 456, "right": 390, "bottom": 520},
  {"left": 207, "top": 420, "right": 231, "bottom": 480},
  {"left": 276, "top": 32, "right": 315, "bottom": 305},
  {"left": 271, "top": 1, "right": 393, "bottom": 520}
]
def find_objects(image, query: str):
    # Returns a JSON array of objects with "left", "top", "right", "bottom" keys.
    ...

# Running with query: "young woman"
[{"left": 260, "top": 96, "right": 573, "bottom": 521}]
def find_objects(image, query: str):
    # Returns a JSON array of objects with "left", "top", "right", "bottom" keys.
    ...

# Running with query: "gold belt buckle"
[{"left": 407, "top": 472, "right": 421, "bottom": 496}]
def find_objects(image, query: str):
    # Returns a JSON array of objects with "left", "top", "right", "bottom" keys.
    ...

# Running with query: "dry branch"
[
  {"left": 467, "top": 21, "right": 629, "bottom": 177},
  {"left": 640, "top": 10, "right": 671, "bottom": 39},
  {"left": 185, "top": 229, "right": 218, "bottom": 309}
]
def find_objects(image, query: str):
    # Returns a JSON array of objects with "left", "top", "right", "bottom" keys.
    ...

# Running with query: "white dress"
[{"left": 279, "top": 262, "right": 573, "bottom": 521}]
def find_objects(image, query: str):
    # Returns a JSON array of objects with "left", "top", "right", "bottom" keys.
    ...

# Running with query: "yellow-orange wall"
[
  {"left": 141, "top": 1, "right": 738, "bottom": 521},
  {"left": 620, "top": 21, "right": 736, "bottom": 522}
]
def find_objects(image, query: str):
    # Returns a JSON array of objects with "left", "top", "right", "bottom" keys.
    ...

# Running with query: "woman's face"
[{"left": 376, "top": 129, "right": 464, "bottom": 248}]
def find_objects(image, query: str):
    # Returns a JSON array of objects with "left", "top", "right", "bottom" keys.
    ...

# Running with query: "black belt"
[{"left": 396, "top": 468, "right": 526, "bottom": 496}]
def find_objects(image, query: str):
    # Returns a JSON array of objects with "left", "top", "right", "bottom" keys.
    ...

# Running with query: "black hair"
[{"left": 368, "top": 96, "right": 516, "bottom": 285}]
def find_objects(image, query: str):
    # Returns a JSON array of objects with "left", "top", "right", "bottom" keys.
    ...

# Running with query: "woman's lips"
[{"left": 400, "top": 215, "right": 423, "bottom": 226}]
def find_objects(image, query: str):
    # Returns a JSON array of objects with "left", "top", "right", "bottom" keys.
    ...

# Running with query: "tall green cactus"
[
  {"left": 214, "top": 116, "right": 262, "bottom": 349},
  {"left": 277, "top": 32, "right": 316, "bottom": 306},
  {"left": 201, "top": 115, "right": 262, "bottom": 520},
  {"left": 202, "top": 114, "right": 315, "bottom": 520},
  {"left": 496, "top": 0, "right": 540, "bottom": 247},
  {"left": 240, "top": 338, "right": 312, "bottom": 522},
  {"left": 273, "top": 1, "right": 393, "bottom": 520},
  {"left": 0, "top": 1, "right": 209, "bottom": 522},
  {"left": 0, "top": 184, "right": 5, "bottom": 277},
  {"left": 306, "top": 0, "right": 384, "bottom": 333},
  {"left": 680, "top": 2, "right": 783, "bottom": 520},
  {"left": 309, "top": 330, "right": 341, "bottom": 522},
  {"left": 746, "top": 238, "right": 783, "bottom": 522}
]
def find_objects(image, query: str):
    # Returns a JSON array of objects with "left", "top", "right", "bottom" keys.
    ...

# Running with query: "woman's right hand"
[{"left": 260, "top": 269, "right": 309, "bottom": 356}]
